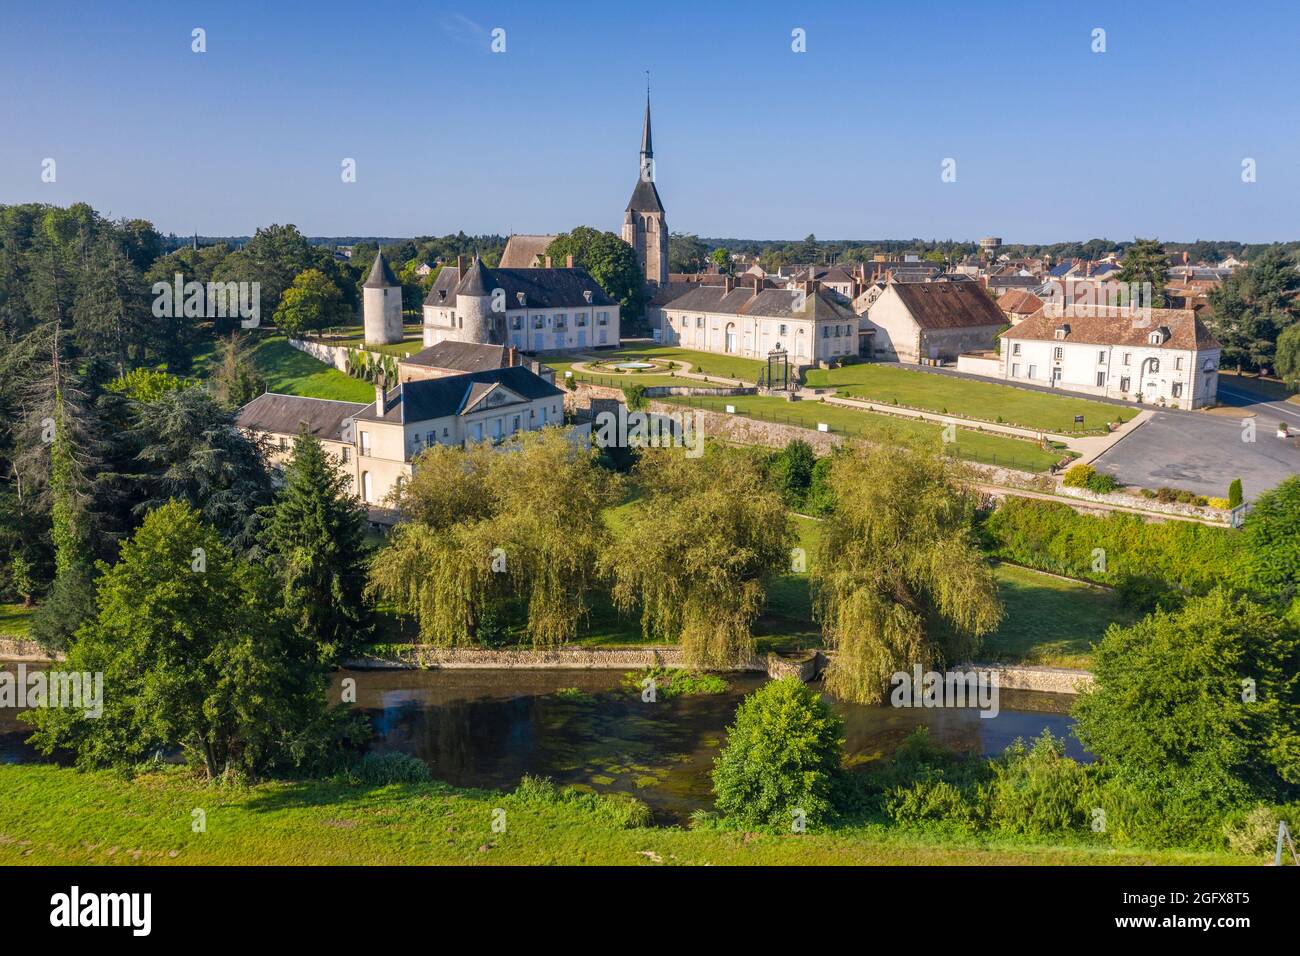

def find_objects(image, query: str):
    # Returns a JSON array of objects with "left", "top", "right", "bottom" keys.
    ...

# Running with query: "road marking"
[{"left": 1218, "top": 385, "right": 1300, "bottom": 422}]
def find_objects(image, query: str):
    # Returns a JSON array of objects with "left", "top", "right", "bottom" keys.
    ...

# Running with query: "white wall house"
[
  {"left": 661, "top": 277, "right": 861, "bottom": 365},
  {"left": 422, "top": 256, "right": 620, "bottom": 353},
  {"left": 998, "top": 306, "right": 1221, "bottom": 410},
  {"left": 236, "top": 366, "right": 568, "bottom": 513}
]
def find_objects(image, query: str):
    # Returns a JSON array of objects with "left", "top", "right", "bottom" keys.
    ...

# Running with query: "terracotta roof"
[
  {"left": 887, "top": 282, "right": 1006, "bottom": 330},
  {"left": 997, "top": 289, "right": 1044, "bottom": 314},
  {"left": 235, "top": 393, "right": 367, "bottom": 440},
  {"left": 499, "top": 234, "right": 558, "bottom": 268},
  {"left": 1005, "top": 306, "right": 1220, "bottom": 351}
]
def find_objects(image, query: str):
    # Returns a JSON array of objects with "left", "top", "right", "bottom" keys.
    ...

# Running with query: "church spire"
[{"left": 640, "top": 73, "right": 653, "bottom": 160}]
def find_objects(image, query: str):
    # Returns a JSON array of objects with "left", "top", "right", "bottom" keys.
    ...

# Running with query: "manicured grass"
[
  {"left": 194, "top": 335, "right": 376, "bottom": 403},
  {"left": 0, "top": 764, "right": 1244, "bottom": 865},
  {"left": 545, "top": 345, "right": 765, "bottom": 384},
  {"left": 802, "top": 364, "right": 1126, "bottom": 435},
  {"left": 0, "top": 602, "right": 34, "bottom": 637},
  {"left": 659, "top": 393, "right": 1063, "bottom": 472},
  {"left": 321, "top": 325, "right": 426, "bottom": 358},
  {"left": 980, "top": 564, "right": 1134, "bottom": 669}
]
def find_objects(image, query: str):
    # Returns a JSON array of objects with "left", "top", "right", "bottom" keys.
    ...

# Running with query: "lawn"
[
  {"left": 193, "top": 335, "right": 376, "bottom": 403},
  {"left": 0, "top": 764, "right": 1244, "bottom": 865},
  {"left": 980, "top": 564, "right": 1132, "bottom": 669},
  {"left": 658, "top": 393, "right": 1063, "bottom": 472},
  {"left": 0, "top": 602, "right": 34, "bottom": 638},
  {"left": 544, "top": 345, "right": 766, "bottom": 384},
  {"left": 802, "top": 364, "right": 1127, "bottom": 435},
  {"left": 320, "top": 324, "right": 426, "bottom": 358}
]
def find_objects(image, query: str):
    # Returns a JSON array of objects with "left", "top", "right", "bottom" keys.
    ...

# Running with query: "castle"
[{"left": 362, "top": 91, "right": 664, "bottom": 347}]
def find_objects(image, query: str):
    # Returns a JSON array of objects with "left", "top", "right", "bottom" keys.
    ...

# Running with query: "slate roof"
[
  {"left": 661, "top": 284, "right": 856, "bottom": 321},
  {"left": 401, "top": 341, "right": 512, "bottom": 373},
  {"left": 499, "top": 234, "right": 558, "bottom": 268},
  {"left": 455, "top": 257, "right": 496, "bottom": 296},
  {"left": 424, "top": 265, "right": 617, "bottom": 310},
  {"left": 354, "top": 366, "right": 563, "bottom": 425},
  {"left": 887, "top": 282, "right": 1006, "bottom": 330},
  {"left": 626, "top": 177, "right": 666, "bottom": 215},
  {"left": 1005, "top": 306, "right": 1221, "bottom": 351},
  {"left": 235, "top": 393, "right": 367, "bottom": 440},
  {"left": 363, "top": 248, "right": 399, "bottom": 288}
]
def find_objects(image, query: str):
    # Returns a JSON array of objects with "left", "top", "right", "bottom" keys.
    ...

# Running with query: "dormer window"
[
  {"left": 1148, "top": 326, "right": 1170, "bottom": 345},
  {"left": 1053, "top": 324, "right": 1070, "bottom": 340},
  {"left": 583, "top": 290, "right": 593, "bottom": 304},
  {"left": 516, "top": 292, "right": 527, "bottom": 308}
]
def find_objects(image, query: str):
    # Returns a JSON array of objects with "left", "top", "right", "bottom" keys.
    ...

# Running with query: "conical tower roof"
[
  {"left": 363, "top": 248, "right": 399, "bottom": 288},
  {"left": 455, "top": 255, "right": 496, "bottom": 296}
]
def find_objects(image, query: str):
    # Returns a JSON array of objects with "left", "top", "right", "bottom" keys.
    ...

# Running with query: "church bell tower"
[{"left": 621, "top": 86, "right": 668, "bottom": 286}]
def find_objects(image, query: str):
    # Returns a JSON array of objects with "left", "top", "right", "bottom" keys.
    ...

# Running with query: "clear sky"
[{"left": 3, "top": 0, "right": 1298, "bottom": 243}]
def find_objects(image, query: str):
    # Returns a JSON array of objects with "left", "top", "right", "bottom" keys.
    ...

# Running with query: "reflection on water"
[
  {"left": 1, "top": 660, "right": 1084, "bottom": 823},
  {"left": 334, "top": 667, "right": 1084, "bottom": 823}
]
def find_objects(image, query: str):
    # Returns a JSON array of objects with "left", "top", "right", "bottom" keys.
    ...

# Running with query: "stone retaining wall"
[
  {"left": 962, "top": 663, "right": 1095, "bottom": 695},
  {"left": 1056, "top": 484, "right": 1229, "bottom": 522},
  {"left": 0, "top": 638, "right": 61, "bottom": 661},
  {"left": 347, "top": 644, "right": 767, "bottom": 672},
  {"left": 288, "top": 337, "right": 351, "bottom": 371},
  {"left": 645, "top": 401, "right": 844, "bottom": 453}
]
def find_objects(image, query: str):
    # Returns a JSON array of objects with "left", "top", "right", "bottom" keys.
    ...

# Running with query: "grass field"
[
  {"left": 193, "top": 335, "right": 376, "bottom": 403},
  {"left": 0, "top": 602, "right": 33, "bottom": 637},
  {"left": 802, "top": 364, "right": 1127, "bottom": 435},
  {"left": 658, "top": 393, "right": 1063, "bottom": 472},
  {"left": 0, "top": 764, "right": 1244, "bottom": 865},
  {"left": 321, "top": 325, "right": 425, "bottom": 358},
  {"left": 981, "top": 564, "right": 1130, "bottom": 668}
]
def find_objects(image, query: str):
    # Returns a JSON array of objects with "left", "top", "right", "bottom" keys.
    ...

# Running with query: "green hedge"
[{"left": 978, "top": 498, "right": 1240, "bottom": 605}]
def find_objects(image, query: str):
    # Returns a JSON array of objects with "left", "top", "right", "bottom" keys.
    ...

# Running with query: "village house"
[
  {"left": 995, "top": 288, "right": 1044, "bottom": 324},
  {"left": 397, "top": 340, "right": 554, "bottom": 385},
  {"left": 997, "top": 306, "right": 1221, "bottom": 409},
  {"left": 660, "top": 274, "right": 862, "bottom": 365},
  {"left": 236, "top": 365, "right": 568, "bottom": 511},
  {"left": 861, "top": 281, "right": 1007, "bottom": 363}
]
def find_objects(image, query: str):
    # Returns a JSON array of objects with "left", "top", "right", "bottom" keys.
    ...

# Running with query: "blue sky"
[{"left": 2, "top": 0, "right": 1298, "bottom": 243}]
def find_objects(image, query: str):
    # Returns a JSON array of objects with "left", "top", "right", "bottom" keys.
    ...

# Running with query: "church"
[{"left": 362, "top": 91, "right": 669, "bottom": 349}]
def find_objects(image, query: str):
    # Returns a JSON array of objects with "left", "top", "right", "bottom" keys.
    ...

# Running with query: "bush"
[
  {"left": 712, "top": 678, "right": 844, "bottom": 830},
  {"left": 623, "top": 383, "right": 647, "bottom": 411},
  {"left": 1228, "top": 478, "right": 1244, "bottom": 509},
  {"left": 1062, "top": 463, "right": 1096, "bottom": 488},
  {"left": 1208, "top": 497, "right": 1231, "bottom": 510},
  {"left": 1223, "top": 804, "right": 1291, "bottom": 857},
  {"left": 347, "top": 751, "right": 432, "bottom": 785},
  {"left": 510, "top": 774, "right": 651, "bottom": 828},
  {"left": 986, "top": 732, "right": 1096, "bottom": 836}
]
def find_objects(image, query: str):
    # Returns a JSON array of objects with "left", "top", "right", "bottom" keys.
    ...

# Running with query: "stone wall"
[
  {"left": 348, "top": 644, "right": 768, "bottom": 672},
  {"left": 0, "top": 638, "right": 61, "bottom": 661},
  {"left": 646, "top": 400, "right": 843, "bottom": 453},
  {"left": 1056, "top": 484, "right": 1229, "bottom": 523},
  {"left": 288, "top": 337, "right": 351, "bottom": 371},
  {"left": 960, "top": 663, "right": 1095, "bottom": 695}
]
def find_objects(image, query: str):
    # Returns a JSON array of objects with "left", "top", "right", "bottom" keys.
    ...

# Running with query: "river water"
[{"left": 1, "top": 662, "right": 1083, "bottom": 822}]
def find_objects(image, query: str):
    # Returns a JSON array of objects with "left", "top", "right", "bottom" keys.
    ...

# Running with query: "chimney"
[
  {"left": 751, "top": 274, "right": 762, "bottom": 295},
  {"left": 566, "top": 254, "right": 574, "bottom": 268},
  {"left": 507, "top": 346, "right": 518, "bottom": 367},
  {"left": 456, "top": 255, "right": 467, "bottom": 275},
  {"left": 374, "top": 382, "right": 386, "bottom": 413},
  {"left": 723, "top": 276, "right": 735, "bottom": 293},
  {"left": 544, "top": 255, "right": 553, "bottom": 268}
]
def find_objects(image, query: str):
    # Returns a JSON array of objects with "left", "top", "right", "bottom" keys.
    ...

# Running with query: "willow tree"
[
  {"left": 368, "top": 430, "right": 617, "bottom": 647},
  {"left": 604, "top": 445, "right": 791, "bottom": 668},
  {"left": 811, "top": 441, "right": 1002, "bottom": 704}
]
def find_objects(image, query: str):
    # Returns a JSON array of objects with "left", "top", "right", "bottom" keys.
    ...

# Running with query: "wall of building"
[
  {"left": 423, "top": 304, "right": 620, "bottom": 351},
  {"left": 662, "top": 309, "right": 856, "bottom": 363}
]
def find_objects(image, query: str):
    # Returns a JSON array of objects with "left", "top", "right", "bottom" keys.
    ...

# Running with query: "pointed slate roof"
[
  {"left": 641, "top": 94, "right": 653, "bottom": 157},
  {"left": 363, "top": 248, "right": 399, "bottom": 288},
  {"left": 455, "top": 256, "right": 496, "bottom": 296}
]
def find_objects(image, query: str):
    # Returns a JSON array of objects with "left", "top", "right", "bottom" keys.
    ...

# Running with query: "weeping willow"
[
  {"left": 605, "top": 446, "right": 791, "bottom": 669},
  {"left": 811, "top": 440, "right": 1003, "bottom": 704},
  {"left": 367, "top": 431, "right": 617, "bottom": 647}
]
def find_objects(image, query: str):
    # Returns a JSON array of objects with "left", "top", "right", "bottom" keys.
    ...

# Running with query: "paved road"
[{"left": 1093, "top": 411, "right": 1300, "bottom": 502}]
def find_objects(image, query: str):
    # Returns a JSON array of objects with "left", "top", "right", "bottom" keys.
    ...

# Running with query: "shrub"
[
  {"left": 623, "top": 383, "right": 647, "bottom": 411},
  {"left": 985, "top": 732, "right": 1096, "bottom": 836},
  {"left": 1086, "top": 472, "right": 1119, "bottom": 494},
  {"left": 1062, "top": 463, "right": 1096, "bottom": 488},
  {"left": 347, "top": 751, "right": 432, "bottom": 785},
  {"left": 1223, "top": 804, "right": 1292, "bottom": 857},
  {"left": 621, "top": 667, "right": 728, "bottom": 699},
  {"left": 511, "top": 774, "right": 652, "bottom": 828},
  {"left": 712, "top": 678, "right": 844, "bottom": 830},
  {"left": 1208, "top": 497, "right": 1230, "bottom": 510},
  {"left": 1228, "top": 478, "right": 1244, "bottom": 509}
]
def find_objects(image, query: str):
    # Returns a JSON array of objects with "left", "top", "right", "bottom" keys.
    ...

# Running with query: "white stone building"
[
  {"left": 362, "top": 248, "right": 404, "bottom": 345},
  {"left": 998, "top": 306, "right": 1221, "bottom": 409},
  {"left": 422, "top": 256, "right": 620, "bottom": 353},
  {"left": 660, "top": 276, "right": 861, "bottom": 365}
]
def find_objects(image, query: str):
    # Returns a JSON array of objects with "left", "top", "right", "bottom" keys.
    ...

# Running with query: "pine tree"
[
  {"left": 1116, "top": 237, "right": 1169, "bottom": 310},
  {"left": 261, "top": 429, "right": 373, "bottom": 662}
]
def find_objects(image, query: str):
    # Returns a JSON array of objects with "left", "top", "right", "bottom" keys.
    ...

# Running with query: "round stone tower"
[
  {"left": 362, "top": 248, "right": 403, "bottom": 345},
  {"left": 454, "top": 255, "right": 500, "bottom": 344}
]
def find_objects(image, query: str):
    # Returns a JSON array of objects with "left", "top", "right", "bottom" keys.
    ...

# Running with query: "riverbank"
[{"left": 0, "top": 764, "right": 1247, "bottom": 865}]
